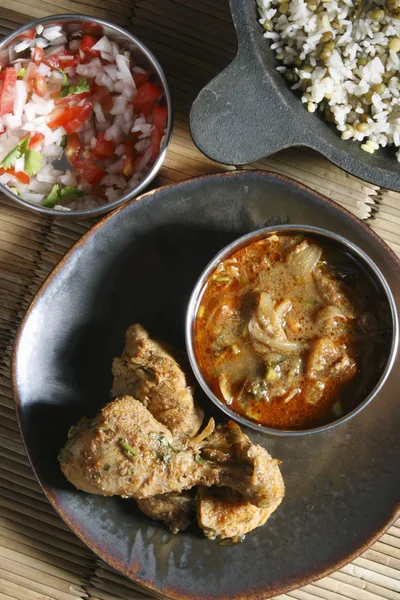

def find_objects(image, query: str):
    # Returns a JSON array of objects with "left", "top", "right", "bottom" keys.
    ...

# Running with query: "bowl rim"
[
  {"left": 0, "top": 13, "right": 173, "bottom": 219},
  {"left": 185, "top": 223, "right": 399, "bottom": 436}
]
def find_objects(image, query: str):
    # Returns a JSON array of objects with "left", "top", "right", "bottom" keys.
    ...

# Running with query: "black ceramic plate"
[
  {"left": 13, "top": 171, "right": 400, "bottom": 600},
  {"left": 190, "top": 0, "right": 400, "bottom": 191}
]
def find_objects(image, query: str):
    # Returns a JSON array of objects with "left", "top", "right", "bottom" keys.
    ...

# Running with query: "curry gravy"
[{"left": 194, "top": 234, "right": 389, "bottom": 430}]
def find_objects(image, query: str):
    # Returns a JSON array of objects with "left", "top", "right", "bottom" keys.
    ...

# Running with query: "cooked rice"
[{"left": 257, "top": 0, "right": 400, "bottom": 159}]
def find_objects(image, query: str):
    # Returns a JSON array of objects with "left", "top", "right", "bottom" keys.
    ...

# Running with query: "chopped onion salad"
[{"left": 0, "top": 22, "right": 168, "bottom": 211}]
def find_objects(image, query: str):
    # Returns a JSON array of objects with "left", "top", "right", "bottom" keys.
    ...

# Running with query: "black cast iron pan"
[{"left": 190, "top": 0, "right": 400, "bottom": 190}]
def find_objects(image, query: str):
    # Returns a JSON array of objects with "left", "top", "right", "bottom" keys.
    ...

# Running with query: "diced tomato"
[
  {"left": 92, "top": 132, "right": 115, "bottom": 159},
  {"left": 0, "top": 68, "right": 16, "bottom": 116},
  {"left": 45, "top": 55, "right": 60, "bottom": 69},
  {"left": 26, "top": 64, "right": 36, "bottom": 86},
  {"left": 46, "top": 50, "right": 79, "bottom": 69},
  {"left": 34, "top": 72, "right": 47, "bottom": 96},
  {"left": 90, "top": 186, "right": 107, "bottom": 200},
  {"left": 133, "top": 71, "right": 149, "bottom": 88},
  {"left": 17, "top": 28, "right": 36, "bottom": 40},
  {"left": 32, "top": 46, "right": 44, "bottom": 64},
  {"left": 91, "top": 81, "right": 108, "bottom": 98},
  {"left": 65, "top": 133, "right": 82, "bottom": 163},
  {"left": 59, "top": 54, "right": 79, "bottom": 69},
  {"left": 64, "top": 100, "right": 93, "bottom": 134},
  {"left": 133, "top": 82, "right": 161, "bottom": 117},
  {"left": 81, "top": 35, "right": 100, "bottom": 57},
  {"left": 48, "top": 105, "right": 82, "bottom": 129},
  {"left": 54, "top": 91, "right": 91, "bottom": 107},
  {"left": 29, "top": 132, "right": 45, "bottom": 148},
  {"left": 21, "top": 132, "right": 45, "bottom": 149},
  {"left": 101, "top": 94, "right": 113, "bottom": 114},
  {"left": 82, "top": 147, "right": 98, "bottom": 161},
  {"left": 66, "top": 92, "right": 90, "bottom": 103},
  {"left": 0, "top": 70, "right": 5, "bottom": 81},
  {"left": 0, "top": 166, "right": 30, "bottom": 184},
  {"left": 27, "top": 64, "right": 47, "bottom": 97},
  {"left": 150, "top": 127, "right": 163, "bottom": 162},
  {"left": 152, "top": 105, "right": 168, "bottom": 131},
  {"left": 122, "top": 139, "right": 136, "bottom": 177},
  {"left": 83, "top": 22, "right": 104, "bottom": 37},
  {"left": 91, "top": 82, "right": 113, "bottom": 113},
  {"left": 73, "top": 159, "right": 104, "bottom": 185}
]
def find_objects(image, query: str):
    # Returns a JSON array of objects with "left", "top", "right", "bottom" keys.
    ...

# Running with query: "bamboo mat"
[{"left": 0, "top": 1, "right": 399, "bottom": 600}]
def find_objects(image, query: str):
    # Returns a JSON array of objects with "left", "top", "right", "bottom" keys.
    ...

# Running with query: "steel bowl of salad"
[
  {"left": 0, "top": 15, "right": 172, "bottom": 218},
  {"left": 186, "top": 225, "right": 398, "bottom": 436}
]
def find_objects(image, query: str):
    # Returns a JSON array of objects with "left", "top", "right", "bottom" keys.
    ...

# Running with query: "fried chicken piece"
[
  {"left": 195, "top": 390, "right": 285, "bottom": 541},
  {"left": 111, "top": 325, "right": 285, "bottom": 537},
  {"left": 137, "top": 493, "right": 194, "bottom": 534},
  {"left": 59, "top": 396, "right": 284, "bottom": 508},
  {"left": 197, "top": 486, "right": 283, "bottom": 541},
  {"left": 111, "top": 325, "right": 202, "bottom": 531},
  {"left": 112, "top": 324, "right": 203, "bottom": 437}
]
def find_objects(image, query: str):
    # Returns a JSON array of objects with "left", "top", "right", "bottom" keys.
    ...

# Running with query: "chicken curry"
[{"left": 194, "top": 234, "right": 387, "bottom": 430}]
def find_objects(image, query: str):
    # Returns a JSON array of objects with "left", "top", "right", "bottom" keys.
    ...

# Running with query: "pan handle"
[{"left": 190, "top": 0, "right": 307, "bottom": 165}]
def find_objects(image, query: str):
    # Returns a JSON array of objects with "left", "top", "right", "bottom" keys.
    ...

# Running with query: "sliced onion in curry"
[
  {"left": 257, "top": 292, "right": 275, "bottom": 332},
  {"left": 284, "top": 387, "right": 300, "bottom": 403},
  {"left": 289, "top": 244, "right": 322, "bottom": 281},
  {"left": 317, "top": 305, "right": 353, "bottom": 322},
  {"left": 275, "top": 298, "right": 293, "bottom": 321},
  {"left": 219, "top": 373, "right": 234, "bottom": 405},
  {"left": 248, "top": 318, "right": 304, "bottom": 352}
]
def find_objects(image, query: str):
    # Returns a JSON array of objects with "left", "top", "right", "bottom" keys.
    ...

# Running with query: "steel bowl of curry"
[{"left": 186, "top": 225, "right": 398, "bottom": 436}]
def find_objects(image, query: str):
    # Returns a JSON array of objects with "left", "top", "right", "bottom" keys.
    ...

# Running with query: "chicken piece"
[
  {"left": 112, "top": 324, "right": 203, "bottom": 437},
  {"left": 313, "top": 267, "right": 354, "bottom": 316},
  {"left": 307, "top": 337, "right": 356, "bottom": 381},
  {"left": 305, "top": 337, "right": 357, "bottom": 404},
  {"left": 197, "top": 486, "right": 283, "bottom": 541},
  {"left": 59, "top": 396, "right": 284, "bottom": 508},
  {"left": 112, "top": 325, "right": 203, "bottom": 532},
  {"left": 137, "top": 493, "right": 194, "bottom": 534},
  {"left": 111, "top": 325, "right": 202, "bottom": 531},
  {"left": 111, "top": 326, "right": 285, "bottom": 537}
]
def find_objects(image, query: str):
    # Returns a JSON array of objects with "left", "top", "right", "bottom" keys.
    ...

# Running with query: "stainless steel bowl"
[
  {"left": 0, "top": 15, "right": 172, "bottom": 219},
  {"left": 186, "top": 224, "right": 399, "bottom": 436}
]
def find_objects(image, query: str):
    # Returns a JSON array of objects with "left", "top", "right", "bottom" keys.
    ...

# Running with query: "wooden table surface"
[{"left": 0, "top": 1, "right": 399, "bottom": 600}]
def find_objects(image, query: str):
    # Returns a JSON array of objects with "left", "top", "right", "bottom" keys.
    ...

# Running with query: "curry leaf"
[
  {"left": 60, "top": 76, "right": 90, "bottom": 98},
  {"left": 60, "top": 185, "right": 84, "bottom": 199},
  {"left": 41, "top": 184, "right": 61, "bottom": 208},
  {"left": 41, "top": 183, "right": 84, "bottom": 208},
  {"left": 0, "top": 135, "right": 30, "bottom": 170},
  {"left": 24, "top": 149, "right": 43, "bottom": 176},
  {"left": 57, "top": 68, "right": 68, "bottom": 86}
]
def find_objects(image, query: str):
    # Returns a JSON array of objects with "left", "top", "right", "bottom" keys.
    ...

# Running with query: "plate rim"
[{"left": 11, "top": 169, "right": 400, "bottom": 600}]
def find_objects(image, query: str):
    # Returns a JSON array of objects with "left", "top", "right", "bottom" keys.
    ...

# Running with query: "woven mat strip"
[{"left": 367, "top": 189, "right": 400, "bottom": 256}]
